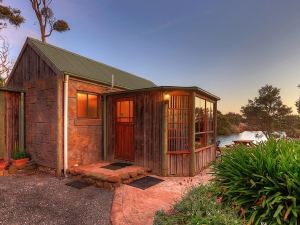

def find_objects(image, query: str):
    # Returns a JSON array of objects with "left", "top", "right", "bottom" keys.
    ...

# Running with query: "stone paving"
[
  {"left": 111, "top": 168, "right": 212, "bottom": 225},
  {"left": 68, "top": 162, "right": 150, "bottom": 190}
]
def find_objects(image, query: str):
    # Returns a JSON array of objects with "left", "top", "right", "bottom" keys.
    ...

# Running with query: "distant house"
[{"left": 1, "top": 37, "right": 219, "bottom": 176}]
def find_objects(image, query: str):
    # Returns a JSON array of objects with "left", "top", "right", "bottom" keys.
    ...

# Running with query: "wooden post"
[
  {"left": 103, "top": 95, "right": 107, "bottom": 160},
  {"left": 0, "top": 91, "right": 4, "bottom": 159},
  {"left": 19, "top": 92, "right": 25, "bottom": 151},
  {"left": 213, "top": 101, "right": 217, "bottom": 159},
  {"left": 161, "top": 95, "right": 169, "bottom": 176},
  {"left": 189, "top": 92, "right": 196, "bottom": 176}
]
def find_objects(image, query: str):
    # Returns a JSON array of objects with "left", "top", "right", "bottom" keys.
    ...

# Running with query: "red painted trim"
[{"left": 195, "top": 144, "right": 215, "bottom": 153}]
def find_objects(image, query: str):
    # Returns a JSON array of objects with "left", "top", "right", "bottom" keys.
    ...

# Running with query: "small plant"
[
  {"left": 12, "top": 150, "right": 30, "bottom": 160},
  {"left": 154, "top": 183, "right": 243, "bottom": 225},
  {"left": 12, "top": 143, "right": 30, "bottom": 160}
]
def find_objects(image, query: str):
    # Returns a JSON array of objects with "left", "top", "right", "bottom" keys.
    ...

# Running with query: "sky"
[{"left": 2, "top": 0, "right": 300, "bottom": 114}]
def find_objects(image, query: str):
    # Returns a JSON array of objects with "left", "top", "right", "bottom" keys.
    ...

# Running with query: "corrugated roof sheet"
[{"left": 28, "top": 38, "right": 156, "bottom": 90}]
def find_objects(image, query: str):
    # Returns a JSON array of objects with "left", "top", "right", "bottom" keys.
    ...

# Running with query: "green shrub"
[
  {"left": 153, "top": 184, "right": 243, "bottom": 225},
  {"left": 12, "top": 150, "right": 30, "bottom": 160},
  {"left": 213, "top": 139, "right": 300, "bottom": 225}
]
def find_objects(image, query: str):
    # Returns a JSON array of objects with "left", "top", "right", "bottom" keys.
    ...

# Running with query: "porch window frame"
[{"left": 194, "top": 96, "right": 215, "bottom": 149}]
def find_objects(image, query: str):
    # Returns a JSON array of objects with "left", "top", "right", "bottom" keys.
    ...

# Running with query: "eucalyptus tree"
[
  {"left": 29, "top": 0, "right": 70, "bottom": 42},
  {"left": 0, "top": 0, "right": 24, "bottom": 30}
]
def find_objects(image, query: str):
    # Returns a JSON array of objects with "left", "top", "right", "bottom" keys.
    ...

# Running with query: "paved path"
[
  {"left": 0, "top": 173, "right": 113, "bottom": 225},
  {"left": 111, "top": 169, "right": 212, "bottom": 225}
]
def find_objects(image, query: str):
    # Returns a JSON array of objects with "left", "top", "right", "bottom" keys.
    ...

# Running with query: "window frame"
[
  {"left": 195, "top": 96, "right": 215, "bottom": 148},
  {"left": 76, "top": 91, "right": 100, "bottom": 119}
]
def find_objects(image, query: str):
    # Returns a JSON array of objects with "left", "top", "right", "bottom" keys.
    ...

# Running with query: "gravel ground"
[{"left": 0, "top": 172, "right": 113, "bottom": 225}]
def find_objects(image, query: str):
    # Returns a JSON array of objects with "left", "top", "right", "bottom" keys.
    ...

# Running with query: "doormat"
[
  {"left": 102, "top": 162, "right": 132, "bottom": 170},
  {"left": 66, "top": 180, "right": 92, "bottom": 189},
  {"left": 128, "top": 176, "right": 164, "bottom": 190}
]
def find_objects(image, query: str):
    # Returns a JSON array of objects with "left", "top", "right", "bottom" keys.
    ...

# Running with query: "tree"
[
  {"left": 217, "top": 111, "right": 232, "bottom": 135},
  {"left": 0, "top": 36, "right": 12, "bottom": 86},
  {"left": 225, "top": 112, "right": 243, "bottom": 126},
  {"left": 296, "top": 84, "right": 300, "bottom": 114},
  {"left": 0, "top": 0, "right": 24, "bottom": 30},
  {"left": 241, "top": 85, "right": 292, "bottom": 139},
  {"left": 29, "top": 0, "right": 70, "bottom": 42}
]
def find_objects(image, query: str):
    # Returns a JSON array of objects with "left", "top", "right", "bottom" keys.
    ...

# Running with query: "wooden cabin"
[{"left": 2, "top": 37, "right": 219, "bottom": 177}]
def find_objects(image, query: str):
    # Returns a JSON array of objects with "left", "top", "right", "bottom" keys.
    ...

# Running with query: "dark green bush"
[
  {"left": 213, "top": 139, "right": 300, "bottom": 225},
  {"left": 12, "top": 150, "right": 30, "bottom": 160},
  {"left": 153, "top": 184, "right": 243, "bottom": 225}
]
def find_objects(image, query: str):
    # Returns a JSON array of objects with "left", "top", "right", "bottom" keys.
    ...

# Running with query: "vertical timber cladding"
[
  {"left": 0, "top": 91, "right": 21, "bottom": 161},
  {"left": 7, "top": 45, "right": 58, "bottom": 168},
  {"left": 106, "top": 91, "right": 164, "bottom": 175},
  {"left": 0, "top": 91, "right": 4, "bottom": 159},
  {"left": 167, "top": 91, "right": 191, "bottom": 176}
]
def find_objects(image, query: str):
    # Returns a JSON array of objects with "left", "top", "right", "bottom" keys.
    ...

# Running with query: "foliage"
[
  {"left": 296, "top": 84, "right": 300, "bottom": 114},
  {"left": 279, "top": 115, "right": 300, "bottom": 138},
  {"left": 217, "top": 111, "right": 242, "bottom": 136},
  {"left": 0, "top": 36, "right": 13, "bottom": 86},
  {"left": 241, "top": 85, "right": 292, "bottom": 139},
  {"left": 217, "top": 111, "right": 232, "bottom": 135},
  {"left": 226, "top": 112, "right": 243, "bottom": 126},
  {"left": 29, "top": 0, "right": 70, "bottom": 42},
  {"left": 153, "top": 184, "right": 243, "bottom": 225},
  {"left": 0, "top": 0, "right": 24, "bottom": 30},
  {"left": 213, "top": 139, "right": 300, "bottom": 225}
]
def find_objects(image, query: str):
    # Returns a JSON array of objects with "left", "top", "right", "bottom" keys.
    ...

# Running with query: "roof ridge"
[{"left": 27, "top": 37, "right": 155, "bottom": 84}]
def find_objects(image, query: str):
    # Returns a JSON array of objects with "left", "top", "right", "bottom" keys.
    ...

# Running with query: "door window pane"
[{"left": 117, "top": 100, "right": 133, "bottom": 122}]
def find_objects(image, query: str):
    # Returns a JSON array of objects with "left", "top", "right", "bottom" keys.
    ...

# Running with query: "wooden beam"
[
  {"left": 213, "top": 101, "right": 218, "bottom": 159},
  {"left": 103, "top": 95, "right": 107, "bottom": 160},
  {"left": 189, "top": 92, "right": 196, "bottom": 176},
  {"left": 0, "top": 92, "right": 4, "bottom": 159},
  {"left": 161, "top": 96, "right": 168, "bottom": 176},
  {"left": 19, "top": 92, "right": 25, "bottom": 151}
]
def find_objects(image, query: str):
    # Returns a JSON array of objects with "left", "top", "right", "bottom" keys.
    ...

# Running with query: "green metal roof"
[{"left": 28, "top": 38, "right": 156, "bottom": 90}]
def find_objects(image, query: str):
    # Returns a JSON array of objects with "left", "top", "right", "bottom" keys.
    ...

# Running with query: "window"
[
  {"left": 168, "top": 95, "right": 190, "bottom": 152},
  {"left": 195, "top": 97, "right": 215, "bottom": 148},
  {"left": 116, "top": 99, "right": 134, "bottom": 122},
  {"left": 77, "top": 92, "right": 99, "bottom": 118}
]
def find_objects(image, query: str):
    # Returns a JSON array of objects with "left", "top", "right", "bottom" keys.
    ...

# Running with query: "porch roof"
[
  {"left": 103, "top": 86, "right": 220, "bottom": 101},
  {"left": 0, "top": 87, "right": 25, "bottom": 93}
]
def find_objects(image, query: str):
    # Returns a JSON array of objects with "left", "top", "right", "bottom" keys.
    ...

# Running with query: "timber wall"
[
  {"left": 106, "top": 91, "right": 164, "bottom": 175},
  {"left": 7, "top": 45, "right": 58, "bottom": 168},
  {"left": 0, "top": 91, "right": 20, "bottom": 161}
]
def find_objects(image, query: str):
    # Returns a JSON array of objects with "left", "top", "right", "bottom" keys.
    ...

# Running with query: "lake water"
[{"left": 217, "top": 131, "right": 268, "bottom": 147}]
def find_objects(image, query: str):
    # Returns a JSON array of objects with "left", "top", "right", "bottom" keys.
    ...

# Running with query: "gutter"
[{"left": 63, "top": 75, "right": 69, "bottom": 176}]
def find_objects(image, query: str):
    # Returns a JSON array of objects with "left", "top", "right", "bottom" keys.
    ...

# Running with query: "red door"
[{"left": 115, "top": 99, "right": 135, "bottom": 161}]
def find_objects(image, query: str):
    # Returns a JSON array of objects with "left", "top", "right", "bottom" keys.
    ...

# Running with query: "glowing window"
[
  {"left": 116, "top": 100, "right": 133, "bottom": 122},
  {"left": 77, "top": 92, "right": 99, "bottom": 118}
]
